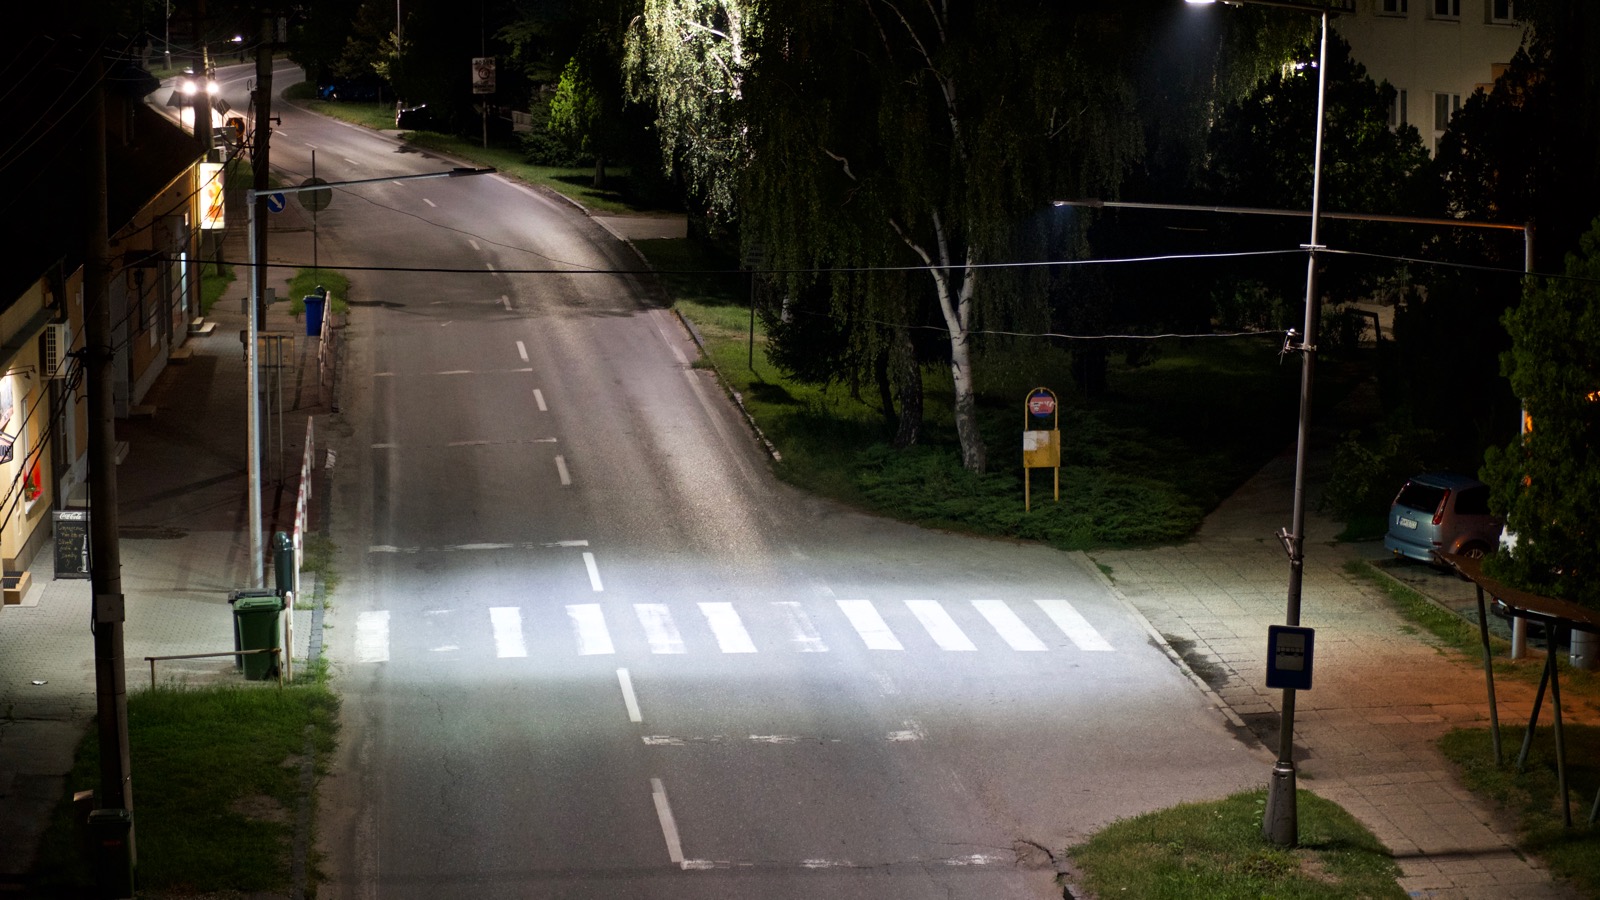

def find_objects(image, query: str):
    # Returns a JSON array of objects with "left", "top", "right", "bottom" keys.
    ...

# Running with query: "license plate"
[{"left": 1397, "top": 516, "right": 1418, "bottom": 530}]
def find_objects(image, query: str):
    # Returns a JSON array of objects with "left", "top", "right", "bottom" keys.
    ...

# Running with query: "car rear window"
[{"left": 1395, "top": 483, "right": 1447, "bottom": 514}]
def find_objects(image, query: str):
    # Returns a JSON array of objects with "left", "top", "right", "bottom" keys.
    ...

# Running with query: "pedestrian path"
[{"left": 352, "top": 597, "right": 1116, "bottom": 664}]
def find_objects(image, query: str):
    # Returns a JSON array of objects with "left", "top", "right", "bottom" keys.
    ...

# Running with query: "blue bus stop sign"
[
  {"left": 265, "top": 192, "right": 287, "bottom": 213},
  {"left": 1265, "top": 625, "right": 1315, "bottom": 690}
]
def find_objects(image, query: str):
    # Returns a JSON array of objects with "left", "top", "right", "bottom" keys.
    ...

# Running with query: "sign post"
[{"left": 1022, "top": 387, "right": 1060, "bottom": 512}]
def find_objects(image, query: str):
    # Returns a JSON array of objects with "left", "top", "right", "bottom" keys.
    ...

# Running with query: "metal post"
[
  {"left": 1263, "top": 7, "right": 1330, "bottom": 849},
  {"left": 247, "top": 193, "right": 263, "bottom": 588},
  {"left": 1511, "top": 223, "right": 1534, "bottom": 659}
]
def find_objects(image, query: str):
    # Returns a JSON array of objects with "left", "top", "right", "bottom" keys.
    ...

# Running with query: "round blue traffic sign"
[{"left": 265, "top": 192, "right": 287, "bottom": 213}]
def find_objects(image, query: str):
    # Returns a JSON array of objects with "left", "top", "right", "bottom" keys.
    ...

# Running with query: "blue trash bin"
[{"left": 304, "top": 293, "right": 326, "bottom": 336}]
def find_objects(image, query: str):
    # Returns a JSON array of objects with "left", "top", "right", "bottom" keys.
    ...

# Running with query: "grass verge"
[
  {"left": 1438, "top": 726, "right": 1600, "bottom": 897},
  {"left": 1344, "top": 559, "right": 1500, "bottom": 657},
  {"left": 1068, "top": 788, "right": 1405, "bottom": 899},
  {"left": 286, "top": 269, "right": 351, "bottom": 316},
  {"left": 31, "top": 675, "right": 339, "bottom": 896}
]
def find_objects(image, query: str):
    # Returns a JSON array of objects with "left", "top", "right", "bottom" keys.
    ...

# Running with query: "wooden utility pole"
[{"left": 85, "top": 53, "right": 137, "bottom": 887}]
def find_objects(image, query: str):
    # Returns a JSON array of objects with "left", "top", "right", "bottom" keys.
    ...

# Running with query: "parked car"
[{"left": 1383, "top": 472, "right": 1502, "bottom": 565}]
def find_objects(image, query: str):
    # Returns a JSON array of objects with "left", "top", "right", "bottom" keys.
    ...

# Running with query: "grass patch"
[
  {"left": 1345, "top": 560, "right": 1493, "bottom": 656},
  {"left": 1069, "top": 788, "right": 1405, "bottom": 899},
  {"left": 637, "top": 238, "right": 1333, "bottom": 549},
  {"left": 31, "top": 678, "right": 339, "bottom": 896},
  {"left": 198, "top": 264, "right": 233, "bottom": 317},
  {"left": 1438, "top": 726, "right": 1600, "bottom": 897},
  {"left": 285, "top": 270, "right": 351, "bottom": 316},
  {"left": 299, "top": 532, "right": 341, "bottom": 602}
]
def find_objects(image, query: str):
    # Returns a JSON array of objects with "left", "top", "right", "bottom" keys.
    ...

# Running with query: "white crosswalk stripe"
[
  {"left": 772, "top": 601, "right": 828, "bottom": 652},
  {"left": 1035, "top": 599, "right": 1115, "bottom": 651},
  {"left": 905, "top": 600, "right": 976, "bottom": 651},
  {"left": 357, "top": 610, "right": 390, "bottom": 662},
  {"left": 351, "top": 598, "right": 1115, "bottom": 662},
  {"left": 635, "top": 604, "right": 687, "bottom": 654},
  {"left": 489, "top": 607, "right": 528, "bottom": 658},
  {"left": 836, "top": 599, "right": 904, "bottom": 650},
  {"left": 699, "top": 602, "right": 757, "bottom": 653},
  {"left": 567, "top": 603, "right": 615, "bottom": 655},
  {"left": 970, "top": 600, "right": 1047, "bottom": 651}
]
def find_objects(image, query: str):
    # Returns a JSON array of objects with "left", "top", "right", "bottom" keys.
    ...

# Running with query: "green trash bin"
[
  {"left": 228, "top": 589, "right": 280, "bottom": 671},
  {"left": 233, "top": 594, "right": 284, "bottom": 680}
]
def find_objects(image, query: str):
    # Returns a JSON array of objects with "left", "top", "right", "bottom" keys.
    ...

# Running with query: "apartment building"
[{"left": 1334, "top": 0, "right": 1529, "bottom": 154}]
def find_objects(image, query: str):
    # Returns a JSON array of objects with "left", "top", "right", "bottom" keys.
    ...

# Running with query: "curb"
[{"left": 1072, "top": 551, "right": 1250, "bottom": 730}]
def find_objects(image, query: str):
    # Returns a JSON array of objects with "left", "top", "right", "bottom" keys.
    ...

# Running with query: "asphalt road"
[{"left": 238, "top": 65, "right": 1272, "bottom": 898}]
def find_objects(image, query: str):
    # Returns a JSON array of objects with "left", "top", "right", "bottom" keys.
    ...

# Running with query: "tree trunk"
[
  {"left": 874, "top": 349, "right": 897, "bottom": 433},
  {"left": 593, "top": 155, "right": 606, "bottom": 188},
  {"left": 892, "top": 328, "right": 922, "bottom": 449},
  {"left": 948, "top": 332, "right": 985, "bottom": 472}
]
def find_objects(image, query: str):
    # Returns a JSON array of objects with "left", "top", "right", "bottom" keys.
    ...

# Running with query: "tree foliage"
[{"left": 1481, "top": 218, "right": 1600, "bottom": 609}]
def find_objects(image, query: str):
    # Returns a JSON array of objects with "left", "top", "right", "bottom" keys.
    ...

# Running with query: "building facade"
[{"left": 1334, "top": 0, "right": 1529, "bottom": 154}]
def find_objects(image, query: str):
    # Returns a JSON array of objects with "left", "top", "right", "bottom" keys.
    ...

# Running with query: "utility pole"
[
  {"left": 247, "top": 14, "right": 275, "bottom": 588},
  {"left": 85, "top": 54, "right": 137, "bottom": 892}
]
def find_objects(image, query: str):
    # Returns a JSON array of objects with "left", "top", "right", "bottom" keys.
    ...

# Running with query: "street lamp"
[
  {"left": 1185, "top": 0, "right": 1352, "bottom": 847},
  {"left": 243, "top": 167, "right": 494, "bottom": 586}
]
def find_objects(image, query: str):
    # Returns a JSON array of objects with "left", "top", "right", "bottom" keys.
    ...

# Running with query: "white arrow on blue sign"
[{"left": 265, "top": 192, "right": 287, "bottom": 213}]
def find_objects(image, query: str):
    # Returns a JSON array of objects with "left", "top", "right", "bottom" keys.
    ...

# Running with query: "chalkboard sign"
[{"left": 53, "top": 509, "right": 90, "bottom": 579}]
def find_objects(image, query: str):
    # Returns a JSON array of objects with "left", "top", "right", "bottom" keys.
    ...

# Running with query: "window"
[
  {"left": 1432, "top": 0, "right": 1460, "bottom": 17},
  {"left": 1490, "top": 0, "right": 1516, "bottom": 23},
  {"left": 1380, "top": 0, "right": 1408, "bottom": 13},
  {"left": 1434, "top": 92, "right": 1461, "bottom": 131},
  {"left": 1389, "top": 89, "right": 1409, "bottom": 129}
]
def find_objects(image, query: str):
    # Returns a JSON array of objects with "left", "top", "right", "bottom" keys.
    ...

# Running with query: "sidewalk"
[
  {"left": 0, "top": 210, "right": 329, "bottom": 887},
  {"left": 1088, "top": 445, "right": 1593, "bottom": 899}
]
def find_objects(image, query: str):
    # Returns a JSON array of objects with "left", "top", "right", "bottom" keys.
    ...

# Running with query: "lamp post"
[
  {"left": 244, "top": 167, "right": 494, "bottom": 585},
  {"left": 1184, "top": 0, "right": 1351, "bottom": 847}
]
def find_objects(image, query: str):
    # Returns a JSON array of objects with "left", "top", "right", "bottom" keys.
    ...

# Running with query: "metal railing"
[{"left": 144, "top": 648, "right": 283, "bottom": 688}]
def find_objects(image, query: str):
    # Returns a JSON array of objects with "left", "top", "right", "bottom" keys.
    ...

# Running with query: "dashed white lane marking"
[
  {"left": 583, "top": 552, "right": 604, "bottom": 592},
  {"left": 468, "top": 239, "right": 480, "bottom": 251},
  {"left": 698, "top": 602, "right": 757, "bottom": 653},
  {"left": 617, "top": 668, "right": 642, "bottom": 723},
  {"left": 371, "top": 442, "right": 397, "bottom": 449},
  {"left": 1035, "top": 599, "right": 1114, "bottom": 651},
  {"left": 532, "top": 388, "right": 547, "bottom": 411},
  {"left": 423, "top": 197, "right": 437, "bottom": 207},
  {"left": 905, "top": 599, "right": 976, "bottom": 651},
  {"left": 567, "top": 604, "right": 614, "bottom": 655},
  {"left": 554, "top": 455, "right": 571, "bottom": 485},
  {"left": 887, "top": 719, "right": 926, "bottom": 742},
  {"left": 516, "top": 340, "right": 528, "bottom": 362},
  {"left": 489, "top": 607, "right": 528, "bottom": 658},
  {"left": 356, "top": 611, "right": 390, "bottom": 663},
  {"left": 500, "top": 295, "right": 511, "bottom": 311},
  {"left": 971, "top": 599, "right": 1048, "bottom": 651},
  {"left": 635, "top": 604, "right": 686, "bottom": 654},
  {"left": 650, "top": 778, "right": 687, "bottom": 868},
  {"left": 772, "top": 601, "right": 827, "bottom": 652},
  {"left": 836, "top": 599, "right": 903, "bottom": 650}
]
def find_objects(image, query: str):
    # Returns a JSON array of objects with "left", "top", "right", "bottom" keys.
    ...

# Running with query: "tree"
[{"left": 1481, "top": 217, "right": 1600, "bottom": 609}]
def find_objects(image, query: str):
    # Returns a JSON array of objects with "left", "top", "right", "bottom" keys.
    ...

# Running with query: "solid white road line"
[
  {"left": 532, "top": 388, "right": 547, "bottom": 411},
  {"left": 567, "top": 603, "right": 614, "bottom": 655},
  {"left": 489, "top": 607, "right": 528, "bottom": 658},
  {"left": 583, "top": 552, "right": 604, "bottom": 591},
  {"left": 635, "top": 604, "right": 686, "bottom": 654},
  {"left": 356, "top": 611, "right": 390, "bottom": 663},
  {"left": 772, "top": 601, "right": 828, "bottom": 652},
  {"left": 1035, "top": 599, "right": 1114, "bottom": 651},
  {"left": 516, "top": 340, "right": 529, "bottom": 361},
  {"left": 905, "top": 600, "right": 976, "bottom": 651},
  {"left": 650, "top": 778, "right": 686, "bottom": 867},
  {"left": 836, "top": 599, "right": 903, "bottom": 650},
  {"left": 698, "top": 602, "right": 757, "bottom": 653},
  {"left": 554, "top": 455, "right": 571, "bottom": 485},
  {"left": 617, "top": 668, "right": 643, "bottom": 723},
  {"left": 971, "top": 599, "right": 1048, "bottom": 651}
]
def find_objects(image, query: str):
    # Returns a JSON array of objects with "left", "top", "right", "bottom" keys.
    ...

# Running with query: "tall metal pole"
[
  {"left": 86, "top": 55, "right": 137, "bottom": 883},
  {"left": 1263, "top": 6, "right": 1330, "bottom": 848},
  {"left": 247, "top": 15, "right": 275, "bottom": 587}
]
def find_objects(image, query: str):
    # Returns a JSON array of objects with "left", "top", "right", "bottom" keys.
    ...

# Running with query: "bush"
[{"left": 1321, "top": 427, "right": 1432, "bottom": 522}]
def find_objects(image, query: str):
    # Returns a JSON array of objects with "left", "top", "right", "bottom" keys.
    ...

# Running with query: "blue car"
[{"left": 1383, "top": 472, "right": 1502, "bottom": 564}]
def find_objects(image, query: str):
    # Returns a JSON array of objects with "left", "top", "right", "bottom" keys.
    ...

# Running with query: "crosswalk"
[{"left": 354, "top": 598, "right": 1114, "bottom": 664}]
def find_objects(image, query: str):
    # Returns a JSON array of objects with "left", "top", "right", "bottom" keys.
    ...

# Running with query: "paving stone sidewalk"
[{"left": 1088, "top": 446, "right": 1593, "bottom": 900}]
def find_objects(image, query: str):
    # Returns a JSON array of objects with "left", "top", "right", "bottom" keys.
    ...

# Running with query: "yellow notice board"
[{"left": 1023, "top": 387, "right": 1060, "bottom": 511}]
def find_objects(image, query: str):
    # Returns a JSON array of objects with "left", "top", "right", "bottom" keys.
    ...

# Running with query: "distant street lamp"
[
  {"left": 243, "top": 167, "right": 494, "bottom": 586},
  {"left": 1184, "top": 0, "right": 1353, "bottom": 847}
]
